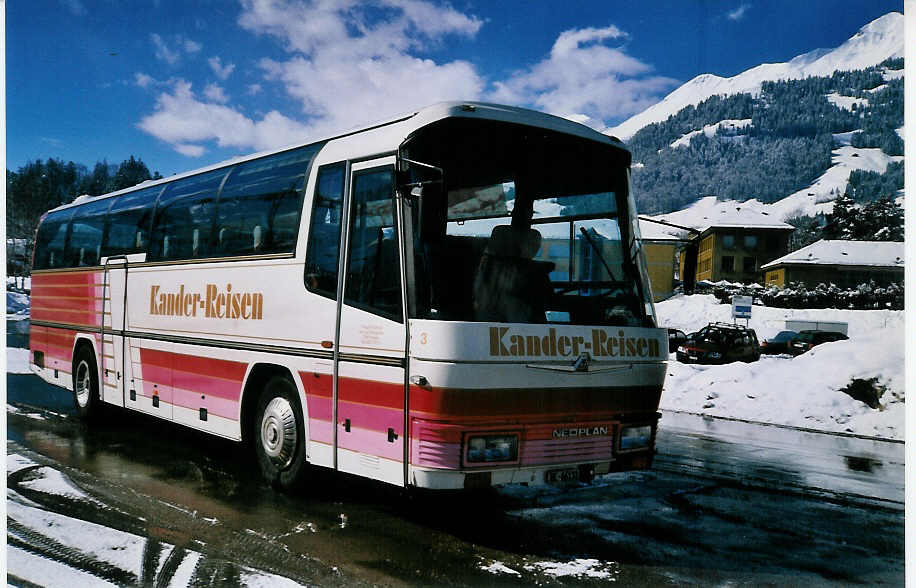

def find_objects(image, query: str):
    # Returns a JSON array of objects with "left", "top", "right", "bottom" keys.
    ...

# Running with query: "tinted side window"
[
  {"left": 103, "top": 187, "right": 161, "bottom": 257},
  {"left": 34, "top": 209, "right": 74, "bottom": 270},
  {"left": 150, "top": 169, "right": 227, "bottom": 261},
  {"left": 67, "top": 198, "right": 112, "bottom": 267},
  {"left": 215, "top": 144, "right": 321, "bottom": 257},
  {"left": 344, "top": 167, "right": 401, "bottom": 321},
  {"left": 304, "top": 163, "right": 345, "bottom": 299}
]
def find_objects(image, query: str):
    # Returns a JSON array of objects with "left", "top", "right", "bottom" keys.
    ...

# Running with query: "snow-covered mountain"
[{"left": 609, "top": 12, "right": 904, "bottom": 140}]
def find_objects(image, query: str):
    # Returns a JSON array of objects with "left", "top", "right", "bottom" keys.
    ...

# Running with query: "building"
[
  {"left": 761, "top": 240, "right": 904, "bottom": 289},
  {"left": 648, "top": 198, "right": 795, "bottom": 285},
  {"left": 638, "top": 219, "right": 689, "bottom": 301}
]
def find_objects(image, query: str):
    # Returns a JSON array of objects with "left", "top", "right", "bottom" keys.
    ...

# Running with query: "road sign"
[{"left": 732, "top": 295, "right": 753, "bottom": 320}]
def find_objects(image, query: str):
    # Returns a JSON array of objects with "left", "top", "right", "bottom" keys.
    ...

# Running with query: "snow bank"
[
  {"left": 7, "top": 348, "right": 32, "bottom": 374},
  {"left": 656, "top": 294, "right": 903, "bottom": 440},
  {"left": 670, "top": 119, "right": 751, "bottom": 149},
  {"left": 826, "top": 93, "right": 868, "bottom": 111},
  {"left": 7, "top": 290, "right": 30, "bottom": 319}
]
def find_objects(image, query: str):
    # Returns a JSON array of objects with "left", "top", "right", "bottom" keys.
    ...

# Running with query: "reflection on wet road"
[{"left": 7, "top": 373, "right": 905, "bottom": 586}]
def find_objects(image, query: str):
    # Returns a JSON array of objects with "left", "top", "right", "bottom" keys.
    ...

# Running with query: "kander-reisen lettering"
[
  {"left": 150, "top": 284, "right": 263, "bottom": 320},
  {"left": 489, "top": 327, "right": 660, "bottom": 358}
]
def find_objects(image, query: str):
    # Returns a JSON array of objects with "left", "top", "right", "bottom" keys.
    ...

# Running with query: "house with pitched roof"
[
  {"left": 761, "top": 240, "right": 904, "bottom": 289},
  {"left": 648, "top": 199, "right": 796, "bottom": 285}
]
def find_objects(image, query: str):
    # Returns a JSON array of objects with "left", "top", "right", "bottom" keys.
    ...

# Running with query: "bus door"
[
  {"left": 334, "top": 157, "right": 408, "bottom": 486},
  {"left": 101, "top": 257, "right": 128, "bottom": 406}
]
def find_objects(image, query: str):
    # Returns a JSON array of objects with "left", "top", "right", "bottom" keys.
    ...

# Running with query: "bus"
[{"left": 29, "top": 102, "right": 667, "bottom": 490}]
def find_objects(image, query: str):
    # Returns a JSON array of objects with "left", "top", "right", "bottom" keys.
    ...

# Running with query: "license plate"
[{"left": 545, "top": 468, "right": 579, "bottom": 484}]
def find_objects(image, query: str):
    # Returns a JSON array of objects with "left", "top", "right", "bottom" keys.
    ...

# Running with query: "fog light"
[
  {"left": 466, "top": 434, "right": 518, "bottom": 463},
  {"left": 619, "top": 425, "right": 652, "bottom": 451}
]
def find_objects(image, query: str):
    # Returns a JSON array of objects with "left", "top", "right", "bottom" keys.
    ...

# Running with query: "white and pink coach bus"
[{"left": 29, "top": 102, "right": 667, "bottom": 490}]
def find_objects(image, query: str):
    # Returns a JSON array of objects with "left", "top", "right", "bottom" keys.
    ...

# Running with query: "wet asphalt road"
[{"left": 6, "top": 370, "right": 905, "bottom": 587}]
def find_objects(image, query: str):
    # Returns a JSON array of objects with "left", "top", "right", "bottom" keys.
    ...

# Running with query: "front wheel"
[
  {"left": 253, "top": 376, "right": 307, "bottom": 490},
  {"left": 72, "top": 346, "right": 101, "bottom": 421}
]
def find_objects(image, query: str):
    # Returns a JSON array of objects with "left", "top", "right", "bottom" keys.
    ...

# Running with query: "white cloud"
[
  {"left": 727, "top": 3, "right": 751, "bottom": 21},
  {"left": 204, "top": 83, "right": 230, "bottom": 103},
  {"left": 138, "top": 3, "right": 675, "bottom": 157},
  {"left": 208, "top": 56, "right": 236, "bottom": 80},
  {"left": 175, "top": 143, "right": 206, "bottom": 157},
  {"left": 135, "top": 72, "right": 156, "bottom": 88},
  {"left": 239, "top": 0, "right": 484, "bottom": 131},
  {"left": 151, "top": 33, "right": 180, "bottom": 65},
  {"left": 183, "top": 38, "right": 203, "bottom": 53},
  {"left": 138, "top": 79, "right": 312, "bottom": 155},
  {"left": 140, "top": 0, "right": 485, "bottom": 156},
  {"left": 151, "top": 34, "right": 203, "bottom": 65},
  {"left": 487, "top": 24, "right": 679, "bottom": 127}
]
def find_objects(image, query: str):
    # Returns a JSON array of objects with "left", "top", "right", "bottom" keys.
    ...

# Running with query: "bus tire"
[
  {"left": 72, "top": 346, "right": 101, "bottom": 421},
  {"left": 253, "top": 375, "right": 307, "bottom": 490}
]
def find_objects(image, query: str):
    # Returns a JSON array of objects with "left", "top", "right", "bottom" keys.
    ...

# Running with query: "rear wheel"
[
  {"left": 253, "top": 375, "right": 307, "bottom": 490},
  {"left": 72, "top": 346, "right": 101, "bottom": 421}
]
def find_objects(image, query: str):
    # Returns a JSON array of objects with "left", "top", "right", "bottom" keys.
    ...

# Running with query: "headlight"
[
  {"left": 708, "top": 352, "right": 722, "bottom": 359},
  {"left": 619, "top": 425, "right": 653, "bottom": 451},
  {"left": 677, "top": 346, "right": 686, "bottom": 353},
  {"left": 466, "top": 434, "right": 518, "bottom": 463}
]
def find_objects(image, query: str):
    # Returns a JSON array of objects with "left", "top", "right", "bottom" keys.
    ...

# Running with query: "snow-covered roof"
[
  {"left": 647, "top": 196, "right": 794, "bottom": 234},
  {"left": 761, "top": 240, "right": 904, "bottom": 269}
]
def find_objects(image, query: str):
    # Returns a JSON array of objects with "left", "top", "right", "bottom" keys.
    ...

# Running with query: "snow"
[
  {"left": 646, "top": 196, "right": 793, "bottom": 237},
  {"left": 7, "top": 545, "right": 120, "bottom": 587},
  {"left": 8, "top": 453, "right": 39, "bottom": 474},
  {"left": 882, "top": 67, "right": 904, "bottom": 81},
  {"left": 523, "top": 558, "right": 619, "bottom": 580},
  {"left": 670, "top": 119, "right": 752, "bottom": 149},
  {"left": 7, "top": 290, "right": 30, "bottom": 319},
  {"left": 656, "top": 294, "right": 904, "bottom": 440},
  {"left": 645, "top": 142, "right": 904, "bottom": 227},
  {"left": 761, "top": 240, "right": 904, "bottom": 269},
  {"left": 609, "top": 12, "right": 903, "bottom": 139},
  {"left": 8, "top": 496, "right": 148, "bottom": 577},
  {"left": 479, "top": 560, "right": 522, "bottom": 575},
  {"left": 826, "top": 93, "right": 868, "bottom": 111},
  {"left": 7, "top": 347, "right": 33, "bottom": 373},
  {"left": 19, "top": 466, "right": 104, "bottom": 504}
]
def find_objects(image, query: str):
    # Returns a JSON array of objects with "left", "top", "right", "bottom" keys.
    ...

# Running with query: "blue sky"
[{"left": 7, "top": 0, "right": 903, "bottom": 177}]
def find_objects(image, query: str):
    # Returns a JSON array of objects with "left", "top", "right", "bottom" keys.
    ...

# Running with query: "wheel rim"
[
  {"left": 260, "top": 396, "right": 297, "bottom": 469},
  {"left": 75, "top": 360, "right": 91, "bottom": 408}
]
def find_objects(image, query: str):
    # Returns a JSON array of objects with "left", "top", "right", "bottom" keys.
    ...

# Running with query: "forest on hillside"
[{"left": 628, "top": 58, "right": 904, "bottom": 214}]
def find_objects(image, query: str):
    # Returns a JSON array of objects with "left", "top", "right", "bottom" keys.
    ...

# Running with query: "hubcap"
[
  {"left": 75, "top": 360, "right": 91, "bottom": 408},
  {"left": 260, "top": 397, "right": 297, "bottom": 469}
]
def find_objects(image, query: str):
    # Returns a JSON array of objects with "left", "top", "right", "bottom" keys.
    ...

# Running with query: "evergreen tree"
[
  {"left": 111, "top": 155, "right": 156, "bottom": 191},
  {"left": 822, "top": 193, "right": 857, "bottom": 240}
]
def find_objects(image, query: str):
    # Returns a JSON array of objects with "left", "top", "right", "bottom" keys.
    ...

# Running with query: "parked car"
[
  {"left": 789, "top": 330, "right": 849, "bottom": 356},
  {"left": 667, "top": 328, "right": 687, "bottom": 353},
  {"left": 759, "top": 330, "right": 798, "bottom": 355},
  {"left": 676, "top": 322, "right": 760, "bottom": 364}
]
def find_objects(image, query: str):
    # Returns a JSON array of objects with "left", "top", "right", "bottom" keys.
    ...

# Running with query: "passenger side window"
[
  {"left": 67, "top": 198, "right": 111, "bottom": 266},
  {"left": 305, "top": 164, "right": 345, "bottom": 299},
  {"left": 215, "top": 144, "right": 321, "bottom": 257},
  {"left": 344, "top": 167, "right": 402, "bottom": 321},
  {"left": 33, "top": 209, "right": 74, "bottom": 270},
  {"left": 102, "top": 187, "right": 160, "bottom": 257},
  {"left": 149, "top": 169, "right": 227, "bottom": 261}
]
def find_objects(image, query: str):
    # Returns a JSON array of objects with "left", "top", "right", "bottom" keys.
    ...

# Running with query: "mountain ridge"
[{"left": 609, "top": 12, "right": 904, "bottom": 140}]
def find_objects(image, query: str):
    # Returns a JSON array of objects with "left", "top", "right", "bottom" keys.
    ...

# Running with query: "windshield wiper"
[{"left": 578, "top": 226, "right": 617, "bottom": 281}]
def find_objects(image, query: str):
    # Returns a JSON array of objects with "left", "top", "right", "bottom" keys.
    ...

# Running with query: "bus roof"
[{"left": 46, "top": 102, "right": 627, "bottom": 214}]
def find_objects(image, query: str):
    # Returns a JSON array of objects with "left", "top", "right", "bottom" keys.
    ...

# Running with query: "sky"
[{"left": 6, "top": 0, "right": 904, "bottom": 178}]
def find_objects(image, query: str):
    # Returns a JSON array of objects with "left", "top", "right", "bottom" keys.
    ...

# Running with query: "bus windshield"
[{"left": 400, "top": 117, "right": 654, "bottom": 327}]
